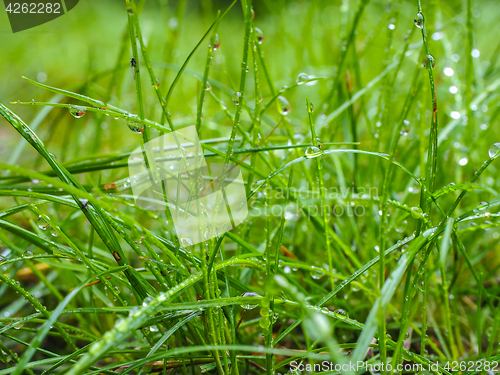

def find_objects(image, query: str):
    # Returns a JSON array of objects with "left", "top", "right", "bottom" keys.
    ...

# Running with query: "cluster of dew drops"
[
  {"left": 412, "top": 12, "right": 500, "bottom": 161},
  {"left": 63, "top": 15, "right": 500, "bottom": 164},
  {"left": 239, "top": 292, "right": 349, "bottom": 329},
  {"left": 36, "top": 215, "right": 60, "bottom": 238},
  {"left": 413, "top": 12, "right": 435, "bottom": 69},
  {"left": 69, "top": 105, "right": 144, "bottom": 134}
]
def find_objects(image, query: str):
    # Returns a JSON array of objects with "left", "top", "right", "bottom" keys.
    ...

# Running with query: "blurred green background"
[
  {"left": 2, "top": 0, "right": 498, "bottom": 157},
  {"left": 3, "top": 0, "right": 500, "bottom": 253},
  {"left": 1, "top": 0, "right": 500, "bottom": 251}
]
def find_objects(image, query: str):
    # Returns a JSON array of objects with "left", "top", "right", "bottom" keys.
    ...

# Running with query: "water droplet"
[
  {"left": 149, "top": 325, "right": 159, "bottom": 332},
  {"left": 240, "top": 292, "right": 260, "bottom": 310},
  {"left": 424, "top": 54, "right": 436, "bottom": 69},
  {"left": 311, "top": 270, "right": 323, "bottom": 279},
  {"left": 414, "top": 12, "right": 424, "bottom": 28},
  {"left": 305, "top": 146, "right": 323, "bottom": 159},
  {"left": 69, "top": 106, "right": 86, "bottom": 118},
  {"left": 259, "top": 316, "right": 270, "bottom": 329},
  {"left": 272, "top": 312, "right": 279, "bottom": 323},
  {"left": 422, "top": 227, "right": 436, "bottom": 237},
  {"left": 232, "top": 92, "right": 242, "bottom": 105},
  {"left": 333, "top": 308, "right": 349, "bottom": 320},
  {"left": 23, "top": 250, "right": 34, "bottom": 257},
  {"left": 50, "top": 228, "right": 60, "bottom": 237},
  {"left": 37, "top": 215, "right": 50, "bottom": 230},
  {"left": 213, "top": 34, "right": 220, "bottom": 51},
  {"left": 180, "top": 237, "right": 194, "bottom": 247},
  {"left": 255, "top": 28, "right": 264, "bottom": 44},
  {"left": 308, "top": 102, "right": 314, "bottom": 113},
  {"left": 126, "top": 115, "right": 144, "bottom": 134},
  {"left": 296, "top": 73, "right": 310, "bottom": 85},
  {"left": 488, "top": 143, "right": 500, "bottom": 159},
  {"left": 410, "top": 207, "right": 423, "bottom": 219},
  {"left": 278, "top": 96, "right": 290, "bottom": 115}
]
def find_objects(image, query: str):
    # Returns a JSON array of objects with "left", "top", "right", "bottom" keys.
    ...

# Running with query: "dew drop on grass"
[
  {"left": 410, "top": 206, "right": 423, "bottom": 219},
  {"left": 259, "top": 316, "right": 270, "bottom": 329},
  {"left": 213, "top": 34, "right": 220, "bottom": 51},
  {"left": 414, "top": 12, "right": 424, "bottom": 28},
  {"left": 149, "top": 325, "right": 159, "bottom": 332},
  {"left": 69, "top": 106, "right": 86, "bottom": 118},
  {"left": 240, "top": 292, "right": 261, "bottom": 310},
  {"left": 296, "top": 73, "right": 310, "bottom": 85},
  {"left": 422, "top": 227, "right": 436, "bottom": 237},
  {"left": 308, "top": 102, "right": 314, "bottom": 113},
  {"left": 488, "top": 143, "right": 500, "bottom": 159},
  {"left": 272, "top": 312, "right": 279, "bottom": 323},
  {"left": 180, "top": 237, "right": 194, "bottom": 247},
  {"left": 333, "top": 308, "right": 348, "bottom": 320},
  {"left": 278, "top": 96, "right": 290, "bottom": 115},
  {"left": 311, "top": 269, "right": 323, "bottom": 279},
  {"left": 37, "top": 215, "right": 50, "bottom": 230},
  {"left": 23, "top": 250, "right": 33, "bottom": 257},
  {"left": 232, "top": 92, "right": 242, "bottom": 105},
  {"left": 126, "top": 116, "right": 144, "bottom": 134},
  {"left": 255, "top": 27, "right": 264, "bottom": 44},
  {"left": 50, "top": 228, "right": 60, "bottom": 237},
  {"left": 115, "top": 318, "right": 128, "bottom": 332},
  {"left": 424, "top": 54, "right": 436, "bottom": 69},
  {"left": 305, "top": 146, "right": 323, "bottom": 159}
]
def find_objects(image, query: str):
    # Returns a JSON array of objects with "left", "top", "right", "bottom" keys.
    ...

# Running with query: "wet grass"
[{"left": 1, "top": 0, "right": 500, "bottom": 374}]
